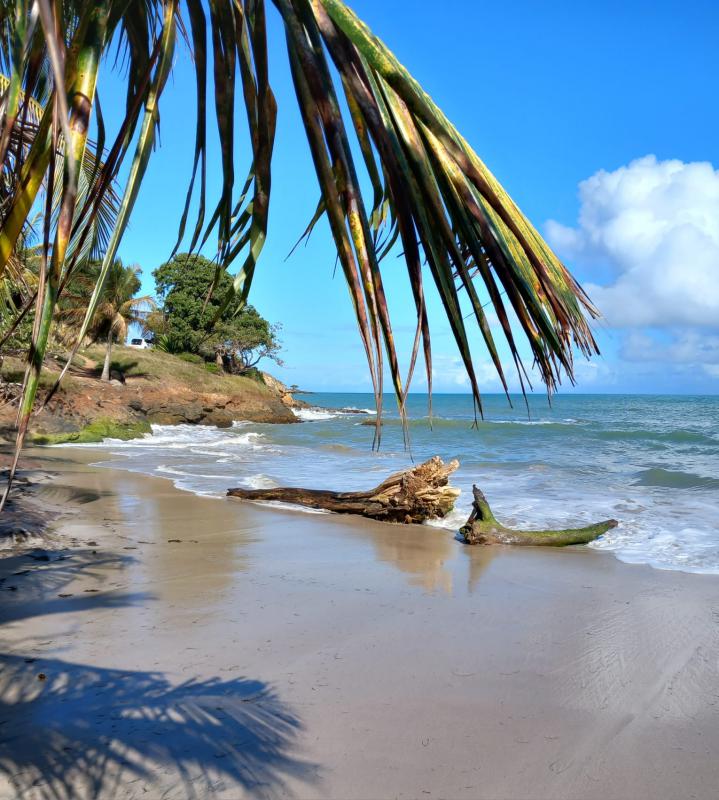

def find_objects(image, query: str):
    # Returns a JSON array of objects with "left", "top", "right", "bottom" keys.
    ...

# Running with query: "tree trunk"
[
  {"left": 101, "top": 329, "right": 113, "bottom": 382},
  {"left": 460, "top": 485, "right": 617, "bottom": 546},
  {"left": 228, "top": 456, "right": 460, "bottom": 523}
]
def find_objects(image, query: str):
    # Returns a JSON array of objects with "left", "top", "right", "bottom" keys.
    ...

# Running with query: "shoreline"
[
  {"left": 59, "top": 439, "right": 719, "bottom": 577},
  {"left": 1, "top": 448, "right": 718, "bottom": 799}
]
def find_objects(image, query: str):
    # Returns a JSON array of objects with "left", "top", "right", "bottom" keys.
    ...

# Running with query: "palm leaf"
[
  {"left": 0, "top": 1, "right": 110, "bottom": 510},
  {"left": 0, "top": 0, "right": 600, "bottom": 506}
]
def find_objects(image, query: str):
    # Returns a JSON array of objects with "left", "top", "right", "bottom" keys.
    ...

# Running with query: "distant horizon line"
[{"left": 292, "top": 390, "right": 719, "bottom": 398}]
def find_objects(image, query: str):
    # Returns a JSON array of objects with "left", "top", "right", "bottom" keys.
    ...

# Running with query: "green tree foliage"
[
  {"left": 0, "top": 244, "right": 40, "bottom": 352},
  {"left": 60, "top": 259, "right": 153, "bottom": 381},
  {"left": 152, "top": 254, "right": 229, "bottom": 354},
  {"left": 151, "top": 253, "right": 281, "bottom": 373},
  {"left": 213, "top": 307, "right": 282, "bottom": 374}
]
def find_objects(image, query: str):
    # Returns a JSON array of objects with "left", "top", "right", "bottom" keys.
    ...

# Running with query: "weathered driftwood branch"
[
  {"left": 460, "top": 485, "right": 617, "bottom": 546},
  {"left": 228, "top": 456, "right": 460, "bottom": 524}
]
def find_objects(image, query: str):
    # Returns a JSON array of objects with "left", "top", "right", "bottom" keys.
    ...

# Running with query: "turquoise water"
[{"left": 83, "top": 393, "right": 719, "bottom": 574}]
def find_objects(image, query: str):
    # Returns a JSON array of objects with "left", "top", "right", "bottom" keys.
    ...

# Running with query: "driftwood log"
[
  {"left": 460, "top": 485, "right": 618, "bottom": 546},
  {"left": 228, "top": 456, "right": 460, "bottom": 523}
]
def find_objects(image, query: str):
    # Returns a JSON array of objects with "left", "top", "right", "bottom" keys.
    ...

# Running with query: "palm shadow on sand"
[
  {"left": 0, "top": 551, "right": 319, "bottom": 799},
  {"left": 0, "top": 655, "right": 318, "bottom": 799},
  {"left": 0, "top": 548, "right": 152, "bottom": 628}
]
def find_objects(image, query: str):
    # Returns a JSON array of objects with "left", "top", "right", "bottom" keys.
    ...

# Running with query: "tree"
[
  {"left": 152, "top": 253, "right": 232, "bottom": 354},
  {"left": 60, "top": 260, "right": 154, "bottom": 381},
  {"left": 150, "top": 254, "right": 280, "bottom": 372},
  {"left": 94, "top": 262, "right": 154, "bottom": 381},
  {"left": 0, "top": 75, "right": 119, "bottom": 356},
  {"left": 0, "top": 1, "right": 601, "bottom": 504},
  {"left": 0, "top": 245, "right": 38, "bottom": 352},
  {"left": 212, "top": 308, "right": 283, "bottom": 374}
]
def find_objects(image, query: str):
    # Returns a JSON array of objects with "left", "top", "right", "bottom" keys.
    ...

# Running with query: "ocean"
[{"left": 75, "top": 393, "right": 719, "bottom": 575}]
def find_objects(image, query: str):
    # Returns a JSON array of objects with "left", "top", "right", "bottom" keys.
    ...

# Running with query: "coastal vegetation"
[
  {"left": 0, "top": 250, "right": 280, "bottom": 378},
  {"left": 58, "top": 259, "right": 153, "bottom": 381},
  {"left": 0, "top": 0, "right": 600, "bottom": 506},
  {"left": 149, "top": 253, "right": 282, "bottom": 374},
  {"left": 0, "top": 345, "right": 295, "bottom": 443}
]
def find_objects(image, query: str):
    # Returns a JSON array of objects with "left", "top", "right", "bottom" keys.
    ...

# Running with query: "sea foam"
[{"left": 70, "top": 393, "right": 719, "bottom": 576}]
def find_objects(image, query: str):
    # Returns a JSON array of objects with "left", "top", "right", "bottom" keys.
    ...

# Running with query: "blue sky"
[{"left": 111, "top": 0, "right": 719, "bottom": 394}]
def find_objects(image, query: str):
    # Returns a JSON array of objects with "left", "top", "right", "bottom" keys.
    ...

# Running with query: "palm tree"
[
  {"left": 0, "top": 1, "right": 600, "bottom": 505},
  {"left": 95, "top": 262, "right": 153, "bottom": 382},
  {"left": 58, "top": 260, "right": 154, "bottom": 381},
  {"left": 0, "top": 69, "right": 119, "bottom": 353}
]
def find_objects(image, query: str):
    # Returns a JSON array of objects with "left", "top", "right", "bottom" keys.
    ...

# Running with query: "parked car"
[{"left": 127, "top": 337, "right": 152, "bottom": 349}]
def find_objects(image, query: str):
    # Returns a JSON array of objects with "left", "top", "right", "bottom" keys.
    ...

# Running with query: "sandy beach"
[{"left": 1, "top": 447, "right": 718, "bottom": 800}]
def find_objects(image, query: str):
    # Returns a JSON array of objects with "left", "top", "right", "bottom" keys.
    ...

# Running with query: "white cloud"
[
  {"left": 571, "top": 357, "right": 617, "bottom": 386},
  {"left": 427, "top": 353, "right": 607, "bottom": 393},
  {"left": 428, "top": 354, "right": 518, "bottom": 392},
  {"left": 428, "top": 354, "right": 468, "bottom": 387},
  {"left": 621, "top": 330, "right": 719, "bottom": 379},
  {"left": 546, "top": 155, "right": 719, "bottom": 328}
]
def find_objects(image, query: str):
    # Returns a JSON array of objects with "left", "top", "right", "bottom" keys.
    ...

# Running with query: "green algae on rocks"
[
  {"left": 31, "top": 419, "right": 152, "bottom": 446},
  {"left": 460, "top": 485, "right": 618, "bottom": 547}
]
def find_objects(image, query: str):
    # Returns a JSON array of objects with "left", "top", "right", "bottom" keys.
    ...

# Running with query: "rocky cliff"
[{"left": 0, "top": 347, "right": 297, "bottom": 443}]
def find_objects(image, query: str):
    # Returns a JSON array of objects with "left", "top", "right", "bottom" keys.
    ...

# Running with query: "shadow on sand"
[
  {"left": 0, "top": 655, "right": 318, "bottom": 799},
  {"left": 0, "top": 551, "right": 319, "bottom": 799},
  {"left": 0, "top": 548, "right": 152, "bottom": 627}
]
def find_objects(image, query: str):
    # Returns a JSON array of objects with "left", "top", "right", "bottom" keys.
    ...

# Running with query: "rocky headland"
[{"left": 0, "top": 346, "right": 300, "bottom": 445}]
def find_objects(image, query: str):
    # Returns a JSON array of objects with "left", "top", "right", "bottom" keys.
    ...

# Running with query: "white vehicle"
[{"left": 127, "top": 337, "right": 152, "bottom": 349}]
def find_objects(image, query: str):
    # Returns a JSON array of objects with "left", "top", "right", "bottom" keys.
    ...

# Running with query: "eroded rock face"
[
  {"left": 0, "top": 371, "right": 297, "bottom": 441},
  {"left": 260, "top": 372, "right": 309, "bottom": 410}
]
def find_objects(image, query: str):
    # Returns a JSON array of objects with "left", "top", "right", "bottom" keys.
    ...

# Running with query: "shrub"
[{"left": 177, "top": 352, "right": 204, "bottom": 364}]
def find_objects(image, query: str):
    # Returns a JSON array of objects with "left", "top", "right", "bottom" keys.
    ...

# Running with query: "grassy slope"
[
  {"left": 86, "top": 346, "right": 269, "bottom": 394},
  {"left": 1, "top": 347, "right": 289, "bottom": 444},
  {"left": 2, "top": 347, "right": 271, "bottom": 396}
]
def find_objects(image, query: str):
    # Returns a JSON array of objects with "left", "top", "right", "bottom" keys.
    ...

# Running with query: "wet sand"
[{"left": 1, "top": 447, "right": 718, "bottom": 799}]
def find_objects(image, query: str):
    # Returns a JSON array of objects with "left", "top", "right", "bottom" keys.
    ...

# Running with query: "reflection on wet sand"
[
  {"left": 102, "top": 470, "right": 258, "bottom": 615},
  {"left": 368, "top": 523, "right": 456, "bottom": 594},
  {"left": 31, "top": 448, "right": 500, "bottom": 602},
  {"left": 338, "top": 514, "right": 499, "bottom": 596},
  {"left": 465, "top": 543, "right": 497, "bottom": 594},
  {"left": 26, "top": 451, "right": 258, "bottom": 634}
]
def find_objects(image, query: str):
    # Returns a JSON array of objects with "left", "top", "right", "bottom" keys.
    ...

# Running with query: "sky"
[{"left": 109, "top": 0, "right": 719, "bottom": 394}]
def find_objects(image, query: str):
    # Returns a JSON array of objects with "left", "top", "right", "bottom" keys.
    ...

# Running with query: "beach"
[
  {"left": 78, "top": 393, "right": 719, "bottom": 575},
  {"left": 1, "top": 0, "right": 715, "bottom": 797},
  {"left": 2, "top": 446, "right": 718, "bottom": 800}
]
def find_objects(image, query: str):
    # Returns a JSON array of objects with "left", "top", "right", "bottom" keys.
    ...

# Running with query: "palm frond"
[{"left": 0, "top": 0, "right": 601, "bottom": 506}]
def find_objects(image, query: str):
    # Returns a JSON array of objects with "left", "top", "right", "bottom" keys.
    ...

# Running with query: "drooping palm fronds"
[
  {"left": 0, "top": 0, "right": 600, "bottom": 507},
  {"left": 0, "top": 69, "right": 118, "bottom": 351}
]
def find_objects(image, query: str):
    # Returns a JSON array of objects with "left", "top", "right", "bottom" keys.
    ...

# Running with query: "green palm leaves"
[
  {"left": 0, "top": 0, "right": 599, "bottom": 506},
  {"left": 286, "top": 0, "right": 599, "bottom": 417}
]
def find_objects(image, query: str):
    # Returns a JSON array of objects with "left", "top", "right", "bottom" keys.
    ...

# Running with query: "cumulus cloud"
[
  {"left": 621, "top": 330, "right": 719, "bottom": 379},
  {"left": 429, "top": 354, "right": 504, "bottom": 390},
  {"left": 546, "top": 155, "right": 719, "bottom": 328},
  {"left": 426, "top": 352, "right": 615, "bottom": 393}
]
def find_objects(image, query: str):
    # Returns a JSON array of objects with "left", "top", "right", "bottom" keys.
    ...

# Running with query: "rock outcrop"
[{"left": 0, "top": 349, "right": 297, "bottom": 443}]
